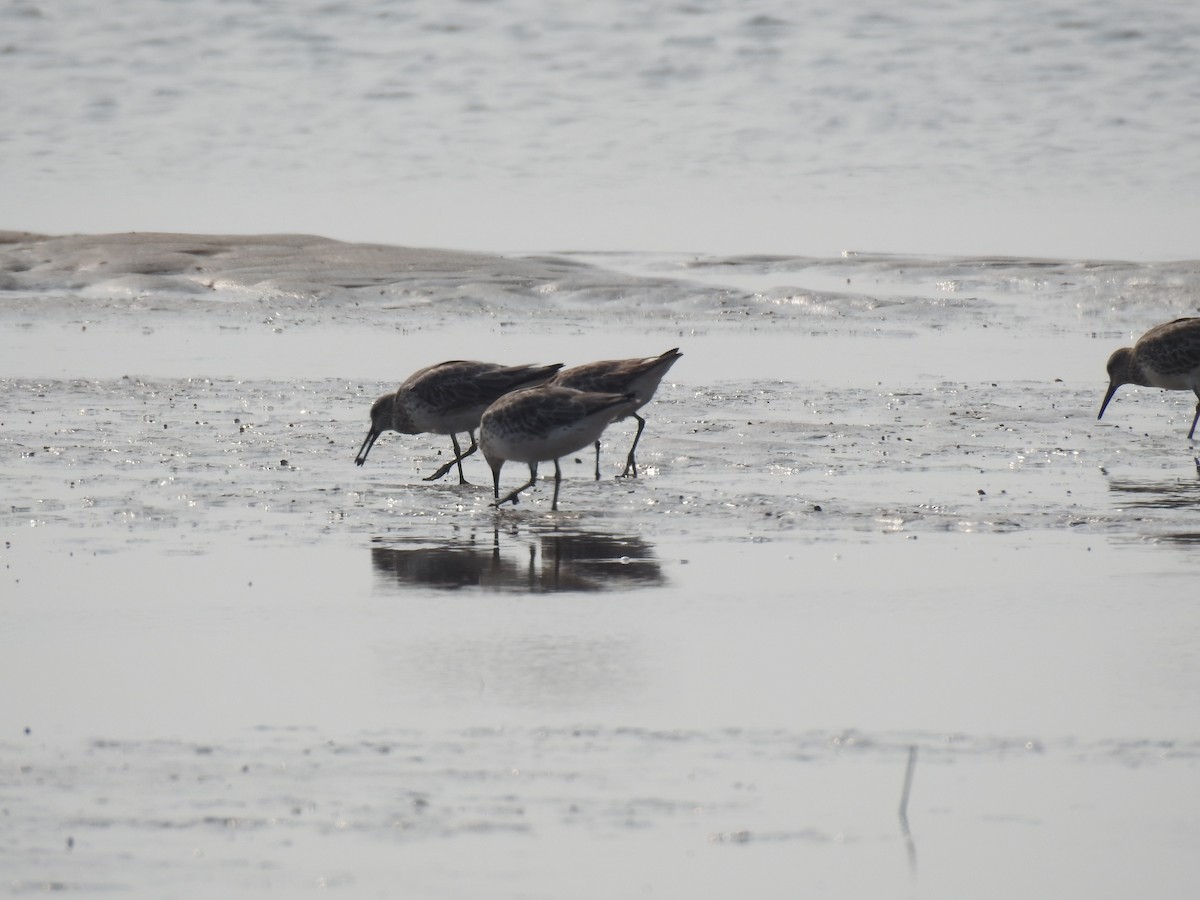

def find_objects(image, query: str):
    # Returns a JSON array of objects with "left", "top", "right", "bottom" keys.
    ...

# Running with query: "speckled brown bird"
[
  {"left": 481, "top": 386, "right": 638, "bottom": 510},
  {"left": 1099, "top": 318, "right": 1200, "bottom": 438},
  {"left": 355, "top": 360, "right": 563, "bottom": 482},
  {"left": 551, "top": 348, "right": 682, "bottom": 478}
]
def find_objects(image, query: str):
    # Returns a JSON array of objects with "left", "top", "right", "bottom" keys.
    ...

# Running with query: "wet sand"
[{"left": 3, "top": 233, "right": 1200, "bottom": 897}]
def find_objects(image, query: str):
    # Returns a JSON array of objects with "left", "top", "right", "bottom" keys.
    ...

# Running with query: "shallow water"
[{"left": 4, "top": 233, "right": 1200, "bottom": 896}]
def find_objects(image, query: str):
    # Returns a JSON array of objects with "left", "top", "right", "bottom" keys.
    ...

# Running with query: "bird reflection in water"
[
  {"left": 1106, "top": 476, "right": 1200, "bottom": 511},
  {"left": 370, "top": 528, "right": 665, "bottom": 593},
  {"left": 1105, "top": 474, "right": 1200, "bottom": 546}
]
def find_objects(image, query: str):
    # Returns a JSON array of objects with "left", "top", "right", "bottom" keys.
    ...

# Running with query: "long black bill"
[
  {"left": 355, "top": 428, "right": 381, "bottom": 466},
  {"left": 1097, "top": 381, "right": 1120, "bottom": 421}
]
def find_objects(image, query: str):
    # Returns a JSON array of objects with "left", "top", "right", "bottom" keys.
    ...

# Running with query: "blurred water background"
[{"left": 3, "top": 0, "right": 1199, "bottom": 258}]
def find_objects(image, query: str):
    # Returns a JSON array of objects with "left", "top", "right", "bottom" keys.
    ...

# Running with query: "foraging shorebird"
[
  {"left": 355, "top": 360, "right": 563, "bottom": 482},
  {"left": 1099, "top": 318, "right": 1200, "bottom": 439},
  {"left": 481, "top": 386, "right": 638, "bottom": 510},
  {"left": 551, "top": 347, "right": 682, "bottom": 478}
]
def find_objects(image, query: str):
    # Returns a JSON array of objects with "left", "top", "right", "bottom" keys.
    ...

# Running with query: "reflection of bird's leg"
[
  {"left": 620, "top": 413, "right": 648, "bottom": 478},
  {"left": 1190, "top": 394, "right": 1200, "bottom": 440},
  {"left": 425, "top": 431, "right": 478, "bottom": 483},
  {"left": 494, "top": 463, "right": 538, "bottom": 508},
  {"left": 592, "top": 440, "right": 601, "bottom": 481}
]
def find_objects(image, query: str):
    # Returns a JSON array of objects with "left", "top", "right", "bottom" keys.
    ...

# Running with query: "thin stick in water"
[{"left": 898, "top": 745, "right": 918, "bottom": 877}]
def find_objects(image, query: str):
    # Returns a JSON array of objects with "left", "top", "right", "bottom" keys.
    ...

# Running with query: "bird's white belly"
[
  {"left": 1143, "top": 366, "right": 1200, "bottom": 391},
  {"left": 486, "top": 419, "right": 605, "bottom": 464},
  {"left": 413, "top": 404, "right": 486, "bottom": 435}
]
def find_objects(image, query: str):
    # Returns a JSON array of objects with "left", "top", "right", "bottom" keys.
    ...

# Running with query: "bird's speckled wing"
[
  {"left": 1138, "top": 318, "right": 1200, "bottom": 376},
  {"left": 553, "top": 348, "right": 682, "bottom": 396},
  {"left": 407, "top": 361, "right": 561, "bottom": 414},
  {"left": 490, "top": 387, "right": 635, "bottom": 439}
]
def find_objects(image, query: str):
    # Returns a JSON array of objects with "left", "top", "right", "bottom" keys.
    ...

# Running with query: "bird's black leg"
[
  {"left": 620, "top": 414, "right": 648, "bottom": 478},
  {"left": 593, "top": 440, "right": 601, "bottom": 481},
  {"left": 495, "top": 462, "right": 538, "bottom": 508},
  {"left": 1190, "top": 397, "right": 1200, "bottom": 440},
  {"left": 552, "top": 459, "right": 563, "bottom": 511},
  {"left": 425, "top": 431, "right": 478, "bottom": 483},
  {"left": 455, "top": 430, "right": 479, "bottom": 483}
]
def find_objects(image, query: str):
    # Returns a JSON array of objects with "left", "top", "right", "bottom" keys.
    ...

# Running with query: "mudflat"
[{"left": 3, "top": 233, "right": 1200, "bottom": 898}]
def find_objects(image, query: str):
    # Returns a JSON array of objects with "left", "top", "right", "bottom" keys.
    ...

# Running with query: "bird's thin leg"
[
  {"left": 495, "top": 463, "right": 538, "bottom": 508},
  {"left": 552, "top": 459, "right": 562, "bottom": 511},
  {"left": 1190, "top": 397, "right": 1200, "bottom": 440},
  {"left": 593, "top": 440, "right": 601, "bottom": 481},
  {"left": 620, "top": 414, "right": 648, "bottom": 478},
  {"left": 451, "top": 433, "right": 467, "bottom": 483},
  {"left": 425, "top": 431, "right": 479, "bottom": 483},
  {"left": 456, "top": 430, "right": 478, "bottom": 483}
]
